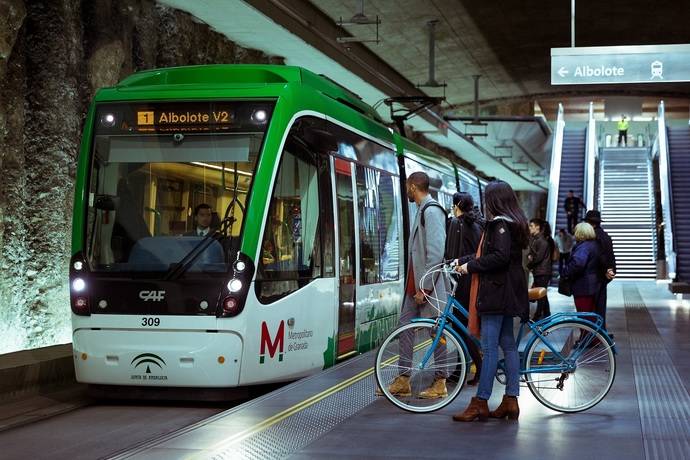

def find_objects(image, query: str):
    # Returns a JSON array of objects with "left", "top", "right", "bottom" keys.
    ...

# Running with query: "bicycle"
[{"left": 375, "top": 264, "right": 617, "bottom": 413}]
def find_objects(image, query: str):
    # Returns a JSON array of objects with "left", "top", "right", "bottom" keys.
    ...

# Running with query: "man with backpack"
[
  {"left": 527, "top": 218, "right": 552, "bottom": 321},
  {"left": 382, "top": 171, "right": 448, "bottom": 399}
]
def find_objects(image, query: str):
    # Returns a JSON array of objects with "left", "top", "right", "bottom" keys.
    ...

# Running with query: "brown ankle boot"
[
  {"left": 452, "top": 397, "right": 489, "bottom": 422},
  {"left": 489, "top": 395, "right": 519, "bottom": 420}
]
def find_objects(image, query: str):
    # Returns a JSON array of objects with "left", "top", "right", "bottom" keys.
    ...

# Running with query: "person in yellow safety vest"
[{"left": 617, "top": 115, "right": 629, "bottom": 146}]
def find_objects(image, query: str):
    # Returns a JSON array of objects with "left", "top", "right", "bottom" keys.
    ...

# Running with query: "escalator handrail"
[
  {"left": 657, "top": 101, "right": 676, "bottom": 279},
  {"left": 584, "top": 101, "right": 597, "bottom": 210},
  {"left": 546, "top": 103, "right": 565, "bottom": 236}
]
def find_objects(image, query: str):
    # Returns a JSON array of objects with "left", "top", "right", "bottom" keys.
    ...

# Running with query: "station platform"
[{"left": 110, "top": 280, "right": 690, "bottom": 460}]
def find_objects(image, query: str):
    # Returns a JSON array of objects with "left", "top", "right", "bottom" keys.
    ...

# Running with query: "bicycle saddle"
[{"left": 528, "top": 287, "right": 547, "bottom": 301}]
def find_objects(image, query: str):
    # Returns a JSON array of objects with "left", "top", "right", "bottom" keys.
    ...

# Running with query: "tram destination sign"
[{"left": 551, "top": 44, "right": 690, "bottom": 85}]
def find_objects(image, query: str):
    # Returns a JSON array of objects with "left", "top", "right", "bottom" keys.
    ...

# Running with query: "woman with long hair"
[{"left": 453, "top": 180, "right": 530, "bottom": 422}]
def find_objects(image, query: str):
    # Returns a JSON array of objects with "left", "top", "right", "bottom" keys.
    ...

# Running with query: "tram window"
[
  {"left": 379, "top": 174, "right": 401, "bottom": 282},
  {"left": 256, "top": 147, "right": 323, "bottom": 303},
  {"left": 86, "top": 133, "right": 262, "bottom": 273},
  {"left": 355, "top": 165, "right": 400, "bottom": 284}
]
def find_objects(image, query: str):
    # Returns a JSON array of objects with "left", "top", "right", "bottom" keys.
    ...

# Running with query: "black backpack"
[{"left": 419, "top": 201, "right": 449, "bottom": 230}]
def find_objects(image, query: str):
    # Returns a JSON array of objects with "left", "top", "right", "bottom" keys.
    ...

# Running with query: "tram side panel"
[{"left": 241, "top": 127, "right": 339, "bottom": 385}]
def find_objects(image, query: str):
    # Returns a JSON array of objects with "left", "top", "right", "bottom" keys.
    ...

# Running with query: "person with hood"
[
  {"left": 453, "top": 180, "right": 530, "bottom": 422},
  {"left": 445, "top": 191, "right": 484, "bottom": 385},
  {"left": 561, "top": 222, "right": 601, "bottom": 315}
]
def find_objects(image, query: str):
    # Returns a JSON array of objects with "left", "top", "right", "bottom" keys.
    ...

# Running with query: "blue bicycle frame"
[{"left": 412, "top": 293, "right": 616, "bottom": 377}]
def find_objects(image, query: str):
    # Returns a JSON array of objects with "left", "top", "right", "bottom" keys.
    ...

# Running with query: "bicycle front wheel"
[
  {"left": 524, "top": 321, "right": 616, "bottom": 413},
  {"left": 375, "top": 322, "right": 466, "bottom": 413}
]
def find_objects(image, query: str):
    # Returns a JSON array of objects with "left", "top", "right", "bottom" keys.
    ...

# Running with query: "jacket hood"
[{"left": 463, "top": 207, "right": 485, "bottom": 226}]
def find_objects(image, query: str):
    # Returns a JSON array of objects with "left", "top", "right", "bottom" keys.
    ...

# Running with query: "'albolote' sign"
[{"left": 551, "top": 44, "right": 690, "bottom": 85}]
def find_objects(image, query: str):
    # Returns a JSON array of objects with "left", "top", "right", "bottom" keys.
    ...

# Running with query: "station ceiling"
[
  {"left": 159, "top": 0, "right": 690, "bottom": 191},
  {"left": 313, "top": 0, "right": 690, "bottom": 115}
]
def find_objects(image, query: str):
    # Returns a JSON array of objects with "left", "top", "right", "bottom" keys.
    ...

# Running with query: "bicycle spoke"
[
  {"left": 524, "top": 321, "right": 616, "bottom": 413},
  {"left": 375, "top": 323, "right": 467, "bottom": 413}
]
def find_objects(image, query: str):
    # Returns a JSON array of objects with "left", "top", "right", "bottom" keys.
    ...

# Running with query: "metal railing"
[
  {"left": 546, "top": 103, "right": 565, "bottom": 235},
  {"left": 657, "top": 101, "right": 676, "bottom": 279},
  {"left": 583, "top": 101, "right": 597, "bottom": 211}
]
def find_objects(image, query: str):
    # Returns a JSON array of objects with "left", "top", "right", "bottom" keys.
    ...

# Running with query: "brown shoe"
[
  {"left": 419, "top": 378, "right": 448, "bottom": 399},
  {"left": 381, "top": 375, "right": 412, "bottom": 397},
  {"left": 452, "top": 397, "right": 489, "bottom": 422},
  {"left": 489, "top": 395, "right": 520, "bottom": 420}
]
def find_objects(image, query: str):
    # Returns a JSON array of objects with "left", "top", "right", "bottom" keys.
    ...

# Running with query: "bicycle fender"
[
  {"left": 409, "top": 318, "right": 472, "bottom": 363},
  {"left": 522, "top": 319, "right": 617, "bottom": 370}
]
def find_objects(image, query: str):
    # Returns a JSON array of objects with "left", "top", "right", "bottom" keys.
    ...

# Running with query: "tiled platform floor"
[{"left": 112, "top": 281, "right": 690, "bottom": 460}]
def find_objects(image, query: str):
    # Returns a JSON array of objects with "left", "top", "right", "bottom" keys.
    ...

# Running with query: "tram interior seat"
[{"left": 126, "top": 236, "right": 226, "bottom": 272}]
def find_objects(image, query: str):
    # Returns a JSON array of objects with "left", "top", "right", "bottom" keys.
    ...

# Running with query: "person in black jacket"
[
  {"left": 527, "top": 218, "right": 552, "bottom": 321},
  {"left": 585, "top": 210, "right": 616, "bottom": 332},
  {"left": 453, "top": 180, "right": 530, "bottom": 422},
  {"left": 445, "top": 192, "right": 484, "bottom": 385},
  {"left": 445, "top": 192, "right": 484, "bottom": 305},
  {"left": 564, "top": 191, "right": 584, "bottom": 234}
]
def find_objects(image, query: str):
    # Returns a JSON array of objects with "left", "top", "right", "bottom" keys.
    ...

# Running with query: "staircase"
[
  {"left": 667, "top": 128, "right": 690, "bottom": 283},
  {"left": 555, "top": 129, "right": 586, "bottom": 233},
  {"left": 598, "top": 148, "right": 656, "bottom": 279}
]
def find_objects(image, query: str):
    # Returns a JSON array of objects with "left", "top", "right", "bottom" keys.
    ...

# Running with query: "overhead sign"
[{"left": 551, "top": 44, "right": 690, "bottom": 85}]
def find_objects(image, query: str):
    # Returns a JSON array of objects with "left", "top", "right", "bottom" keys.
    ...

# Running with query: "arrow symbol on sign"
[{"left": 558, "top": 67, "right": 569, "bottom": 77}]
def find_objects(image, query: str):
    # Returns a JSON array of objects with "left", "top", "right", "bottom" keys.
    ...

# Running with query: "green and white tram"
[{"left": 70, "top": 65, "right": 482, "bottom": 390}]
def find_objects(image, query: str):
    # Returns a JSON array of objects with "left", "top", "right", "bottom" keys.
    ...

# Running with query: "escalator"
[
  {"left": 554, "top": 129, "right": 586, "bottom": 233},
  {"left": 668, "top": 127, "right": 690, "bottom": 285}
]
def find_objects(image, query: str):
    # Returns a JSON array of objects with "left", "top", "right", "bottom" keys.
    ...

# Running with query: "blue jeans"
[{"left": 477, "top": 315, "right": 520, "bottom": 400}]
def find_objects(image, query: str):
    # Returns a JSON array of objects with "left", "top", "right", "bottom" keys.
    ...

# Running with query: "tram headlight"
[
  {"left": 233, "top": 260, "right": 246, "bottom": 273},
  {"left": 72, "top": 278, "right": 86, "bottom": 292},
  {"left": 100, "top": 113, "right": 117, "bottom": 128},
  {"left": 227, "top": 278, "right": 243, "bottom": 293},
  {"left": 73, "top": 261, "right": 83, "bottom": 271},
  {"left": 251, "top": 109, "right": 267, "bottom": 123}
]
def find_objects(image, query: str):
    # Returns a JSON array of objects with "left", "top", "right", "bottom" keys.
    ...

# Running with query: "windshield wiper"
[{"left": 164, "top": 215, "right": 236, "bottom": 281}]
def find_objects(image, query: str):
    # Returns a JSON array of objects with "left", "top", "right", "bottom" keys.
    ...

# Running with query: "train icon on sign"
[{"left": 651, "top": 61, "right": 663, "bottom": 79}]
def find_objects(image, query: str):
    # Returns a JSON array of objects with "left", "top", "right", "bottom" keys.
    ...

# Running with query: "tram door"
[{"left": 334, "top": 158, "right": 357, "bottom": 358}]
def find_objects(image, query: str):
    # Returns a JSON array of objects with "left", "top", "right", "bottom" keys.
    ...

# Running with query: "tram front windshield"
[{"left": 85, "top": 101, "right": 273, "bottom": 275}]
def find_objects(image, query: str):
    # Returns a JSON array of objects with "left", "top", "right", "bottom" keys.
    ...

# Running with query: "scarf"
[{"left": 467, "top": 231, "right": 485, "bottom": 338}]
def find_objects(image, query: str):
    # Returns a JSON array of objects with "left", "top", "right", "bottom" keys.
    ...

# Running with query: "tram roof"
[{"left": 97, "top": 64, "right": 383, "bottom": 123}]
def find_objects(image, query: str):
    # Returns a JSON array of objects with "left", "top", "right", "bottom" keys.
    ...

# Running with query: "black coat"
[
  {"left": 594, "top": 226, "right": 616, "bottom": 281},
  {"left": 445, "top": 213, "right": 483, "bottom": 308},
  {"left": 466, "top": 217, "right": 529, "bottom": 320},
  {"left": 527, "top": 234, "right": 552, "bottom": 277},
  {"left": 445, "top": 213, "right": 483, "bottom": 262}
]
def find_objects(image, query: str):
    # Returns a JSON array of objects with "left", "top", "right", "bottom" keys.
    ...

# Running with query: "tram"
[{"left": 70, "top": 65, "right": 485, "bottom": 390}]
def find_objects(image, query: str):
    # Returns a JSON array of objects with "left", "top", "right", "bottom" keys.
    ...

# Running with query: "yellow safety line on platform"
[{"left": 201, "top": 338, "right": 435, "bottom": 457}]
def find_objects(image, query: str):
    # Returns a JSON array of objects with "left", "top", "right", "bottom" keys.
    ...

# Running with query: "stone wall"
[{"left": 0, "top": 0, "right": 281, "bottom": 353}]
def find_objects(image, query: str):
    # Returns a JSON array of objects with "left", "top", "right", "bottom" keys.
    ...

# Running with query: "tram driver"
[{"left": 185, "top": 203, "right": 215, "bottom": 237}]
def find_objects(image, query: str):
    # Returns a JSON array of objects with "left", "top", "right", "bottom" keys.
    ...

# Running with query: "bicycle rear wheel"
[
  {"left": 375, "top": 322, "right": 466, "bottom": 413},
  {"left": 524, "top": 321, "right": 616, "bottom": 413}
]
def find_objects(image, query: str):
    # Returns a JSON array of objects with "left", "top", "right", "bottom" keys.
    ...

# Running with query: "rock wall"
[{"left": 0, "top": 0, "right": 281, "bottom": 354}]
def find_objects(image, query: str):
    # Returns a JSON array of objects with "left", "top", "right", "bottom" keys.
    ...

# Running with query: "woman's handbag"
[{"left": 558, "top": 276, "right": 573, "bottom": 297}]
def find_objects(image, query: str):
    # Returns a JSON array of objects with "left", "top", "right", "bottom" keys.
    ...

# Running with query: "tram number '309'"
[{"left": 141, "top": 317, "right": 161, "bottom": 327}]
